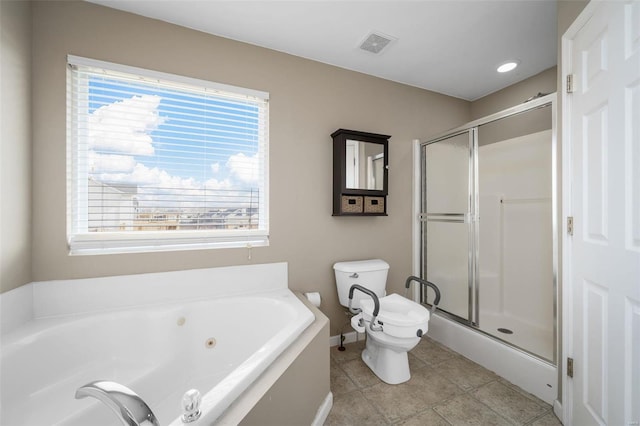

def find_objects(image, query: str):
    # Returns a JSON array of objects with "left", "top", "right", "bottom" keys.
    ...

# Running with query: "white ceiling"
[{"left": 87, "top": 1, "right": 558, "bottom": 101}]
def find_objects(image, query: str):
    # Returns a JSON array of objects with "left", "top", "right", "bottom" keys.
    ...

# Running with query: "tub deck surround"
[
  {"left": 29, "top": 263, "right": 289, "bottom": 321},
  {"left": 218, "top": 293, "right": 332, "bottom": 426},
  {"left": 0, "top": 263, "right": 322, "bottom": 426}
]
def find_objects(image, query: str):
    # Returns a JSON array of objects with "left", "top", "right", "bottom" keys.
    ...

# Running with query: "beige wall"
[
  {"left": 10, "top": 0, "right": 586, "bottom": 336},
  {"left": 471, "top": 66, "right": 558, "bottom": 120},
  {"left": 28, "top": 1, "right": 469, "bottom": 334},
  {"left": 0, "top": 0, "right": 32, "bottom": 293}
]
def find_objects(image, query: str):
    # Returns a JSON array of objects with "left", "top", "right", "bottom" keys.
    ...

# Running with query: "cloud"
[
  {"left": 204, "top": 177, "right": 232, "bottom": 190},
  {"left": 226, "top": 153, "right": 259, "bottom": 185},
  {"left": 89, "top": 95, "right": 164, "bottom": 156},
  {"left": 94, "top": 162, "right": 262, "bottom": 210},
  {"left": 94, "top": 163, "right": 259, "bottom": 209},
  {"left": 96, "top": 163, "right": 197, "bottom": 190},
  {"left": 86, "top": 93, "right": 262, "bottom": 210},
  {"left": 89, "top": 152, "right": 136, "bottom": 173}
]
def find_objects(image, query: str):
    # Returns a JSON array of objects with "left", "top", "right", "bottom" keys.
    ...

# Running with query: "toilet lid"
[{"left": 360, "top": 293, "right": 430, "bottom": 327}]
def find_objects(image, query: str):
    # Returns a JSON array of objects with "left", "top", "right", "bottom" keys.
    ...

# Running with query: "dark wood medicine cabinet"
[{"left": 332, "top": 129, "right": 389, "bottom": 216}]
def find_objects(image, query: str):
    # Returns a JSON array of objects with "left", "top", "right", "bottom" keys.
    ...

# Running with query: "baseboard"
[
  {"left": 553, "top": 399, "right": 563, "bottom": 423},
  {"left": 311, "top": 392, "right": 333, "bottom": 426},
  {"left": 329, "top": 331, "right": 365, "bottom": 347}
]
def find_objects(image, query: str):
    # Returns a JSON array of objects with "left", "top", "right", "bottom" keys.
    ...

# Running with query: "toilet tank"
[{"left": 334, "top": 259, "right": 389, "bottom": 309}]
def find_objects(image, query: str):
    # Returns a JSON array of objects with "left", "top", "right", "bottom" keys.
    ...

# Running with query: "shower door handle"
[{"left": 420, "top": 213, "right": 468, "bottom": 223}]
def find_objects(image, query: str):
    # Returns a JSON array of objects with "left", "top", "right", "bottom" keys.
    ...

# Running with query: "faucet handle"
[{"left": 181, "top": 389, "right": 202, "bottom": 423}]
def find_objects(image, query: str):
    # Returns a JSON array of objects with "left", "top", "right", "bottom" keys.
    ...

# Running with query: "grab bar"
[
  {"left": 75, "top": 380, "right": 160, "bottom": 426},
  {"left": 404, "top": 276, "right": 441, "bottom": 316},
  {"left": 348, "top": 284, "right": 383, "bottom": 332}
]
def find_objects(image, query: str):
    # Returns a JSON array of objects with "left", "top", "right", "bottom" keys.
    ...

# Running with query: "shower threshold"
[{"left": 428, "top": 313, "right": 557, "bottom": 404}]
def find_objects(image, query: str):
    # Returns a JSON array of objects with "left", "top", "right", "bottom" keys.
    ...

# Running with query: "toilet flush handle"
[{"left": 349, "top": 273, "right": 359, "bottom": 278}]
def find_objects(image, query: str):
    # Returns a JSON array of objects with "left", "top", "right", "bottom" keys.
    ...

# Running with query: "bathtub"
[{"left": 0, "top": 263, "right": 321, "bottom": 425}]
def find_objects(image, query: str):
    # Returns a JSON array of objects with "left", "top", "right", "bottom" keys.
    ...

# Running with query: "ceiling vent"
[{"left": 359, "top": 31, "right": 396, "bottom": 54}]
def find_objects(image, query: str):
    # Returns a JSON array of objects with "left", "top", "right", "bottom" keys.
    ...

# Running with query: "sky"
[{"left": 84, "top": 75, "right": 264, "bottom": 210}]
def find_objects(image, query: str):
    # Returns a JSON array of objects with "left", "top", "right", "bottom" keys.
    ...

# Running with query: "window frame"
[{"left": 66, "top": 55, "right": 269, "bottom": 255}]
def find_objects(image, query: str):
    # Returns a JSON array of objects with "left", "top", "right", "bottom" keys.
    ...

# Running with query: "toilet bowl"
[
  {"left": 334, "top": 260, "right": 432, "bottom": 384},
  {"left": 357, "top": 293, "right": 430, "bottom": 384}
]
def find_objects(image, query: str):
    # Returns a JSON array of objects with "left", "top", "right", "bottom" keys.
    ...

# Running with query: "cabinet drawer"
[
  {"left": 364, "top": 196, "right": 385, "bottom": 213},
  {"left": 341, "top": 196, "right": 363, "bottom": 213}
]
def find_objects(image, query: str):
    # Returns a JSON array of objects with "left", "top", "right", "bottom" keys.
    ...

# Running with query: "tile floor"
[{"left": 325, "top": 338, "right": 562, "bottom": 426}]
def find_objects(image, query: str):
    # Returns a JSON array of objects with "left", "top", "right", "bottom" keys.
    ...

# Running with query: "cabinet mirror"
[
  {"left": 332, "top": 129, "right": 389, "bottom": 216},
  {"left": 345, "top": 140, "right": 385, "bottom": 190}
]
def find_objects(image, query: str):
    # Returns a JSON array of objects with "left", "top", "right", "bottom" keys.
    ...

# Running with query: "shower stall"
[{"left": 416, "top": 94, "right": 557, "bottom": 401}]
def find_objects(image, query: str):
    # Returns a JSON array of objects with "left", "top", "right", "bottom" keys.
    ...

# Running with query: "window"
[{"left": 67, "top": 56, "right": 269, "bottom": 254}]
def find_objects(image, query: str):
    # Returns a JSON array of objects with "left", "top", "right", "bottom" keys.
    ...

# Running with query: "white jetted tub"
[{"left": 0, "top": 263, "right": 316, "bottom": 425}]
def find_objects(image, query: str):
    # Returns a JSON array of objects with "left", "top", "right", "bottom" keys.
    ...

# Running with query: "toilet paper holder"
[{"left": 304, "top": 292, "right": 322, "bottom": 307}]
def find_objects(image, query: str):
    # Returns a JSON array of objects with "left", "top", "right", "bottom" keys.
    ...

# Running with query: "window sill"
[{"left": 68, "top": 233, "right": 269, "bottom": 256}]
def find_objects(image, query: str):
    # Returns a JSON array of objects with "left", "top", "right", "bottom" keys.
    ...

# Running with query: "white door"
[{"left": 563, "top": 1, "right": 640, "bottom": 425}]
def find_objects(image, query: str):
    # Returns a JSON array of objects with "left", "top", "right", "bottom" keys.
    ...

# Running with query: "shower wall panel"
[{"left": 478, "top": 129, "right": 553, "bottom": 352}]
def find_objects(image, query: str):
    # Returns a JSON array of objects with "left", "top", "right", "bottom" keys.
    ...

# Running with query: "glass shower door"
[
  {"left": 421, "top": 130, "right": 475, "bottom": 324},
  {"left": 476, "top": 104, "right": 555, "bottom": 361}
]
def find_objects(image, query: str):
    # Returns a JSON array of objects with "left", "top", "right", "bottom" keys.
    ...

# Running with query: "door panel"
[
  {"left": 566, "top": 2, "right": 640, "bottom": 425},
  {"left": 422, "top": 131, "right": 473, "bottom": 323},
  {"left": 426, "top": 220, "right": 470, "bottom": 319},
  {"left": 425, "top": 132, "right": 471, "bottom": 213}
]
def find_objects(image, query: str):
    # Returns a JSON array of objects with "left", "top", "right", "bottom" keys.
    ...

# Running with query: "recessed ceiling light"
[{"left": 497, "top": 61, "right": 519, "bottom": 73}]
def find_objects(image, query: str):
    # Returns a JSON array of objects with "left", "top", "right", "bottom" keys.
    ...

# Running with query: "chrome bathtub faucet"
[{"left": 75, "top": 380, "right": 160, "bottom": 426}]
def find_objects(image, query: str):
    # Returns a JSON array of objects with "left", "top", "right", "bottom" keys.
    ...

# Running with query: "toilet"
[{"left": 334, "top": 259, "right": 431, "bottom": 384}]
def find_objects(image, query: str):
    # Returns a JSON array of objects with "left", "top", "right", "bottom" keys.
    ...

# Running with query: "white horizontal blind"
[{"left": 67, "top": 56, "right": 269, "bottom": 254}]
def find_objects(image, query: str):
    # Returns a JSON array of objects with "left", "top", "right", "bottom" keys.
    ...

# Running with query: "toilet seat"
[{"left": 360, "top": 293, "right": 430, "bottom": 339}]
